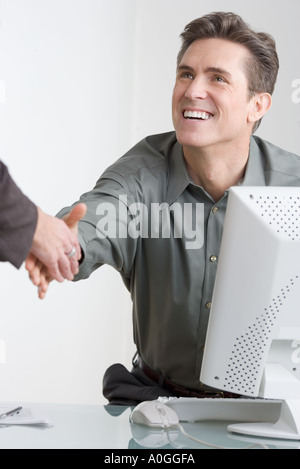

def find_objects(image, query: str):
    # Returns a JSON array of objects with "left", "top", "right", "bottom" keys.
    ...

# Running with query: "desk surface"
[{"left": 0, "top": 402, "right": 299, "bottom": 450}]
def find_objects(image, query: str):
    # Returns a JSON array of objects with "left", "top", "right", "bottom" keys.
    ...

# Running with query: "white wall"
[
  {"left": 0, "top": 0, "right": 299, "bottom": 405},
  {"left": 0, "top": 0, "right": 137, "bottom": 405}
]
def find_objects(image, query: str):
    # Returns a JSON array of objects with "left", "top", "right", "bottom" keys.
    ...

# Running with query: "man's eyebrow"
[
  {"left": 177, "top": 64, "right": 194, "bottom": 72},
  {"left": 177, "top": 64, "right": 232, "bottom": 79},
  {"left": 205, "top": 66, "right": 232, "bottom": 78}
]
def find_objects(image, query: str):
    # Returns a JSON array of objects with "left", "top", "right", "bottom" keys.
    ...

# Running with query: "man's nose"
[{"left": 184, "top": 77, "right": 208, "bottom": 100}]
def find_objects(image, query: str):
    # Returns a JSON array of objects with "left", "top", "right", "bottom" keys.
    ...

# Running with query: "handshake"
[{"left": 26, "top": 203, "right": 87, "bottom": 299}]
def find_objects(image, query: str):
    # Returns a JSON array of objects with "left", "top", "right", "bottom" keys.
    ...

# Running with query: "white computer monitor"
[{"left": 200, "top": 186, "right": 300, "bottom": 440}]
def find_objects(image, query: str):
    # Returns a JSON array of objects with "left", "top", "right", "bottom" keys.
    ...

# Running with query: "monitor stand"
[{"left": 228, "top": 399, "right": 300, "bottom": 440}]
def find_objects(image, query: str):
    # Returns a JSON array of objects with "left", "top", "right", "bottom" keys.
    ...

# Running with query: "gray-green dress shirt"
[{"left": 58, "top": 131, "right": 300, "bottom": 391}]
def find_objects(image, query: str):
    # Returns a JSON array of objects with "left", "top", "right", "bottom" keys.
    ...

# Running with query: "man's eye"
[
  {"left": 214, "top": 76, "right": 225, "bottom": 82},
  {"left": 181, "top": 72, "right": 193, "bottom": 79}
]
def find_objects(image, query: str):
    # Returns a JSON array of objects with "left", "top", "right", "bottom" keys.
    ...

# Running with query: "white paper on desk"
[{"left": 0, "top": 406, "right": 52, "bottom": 427}]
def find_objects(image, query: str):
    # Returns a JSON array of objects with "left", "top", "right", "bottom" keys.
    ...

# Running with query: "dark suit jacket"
[{"left": 0, "top": 161, "right": 38, "bottom": 268}]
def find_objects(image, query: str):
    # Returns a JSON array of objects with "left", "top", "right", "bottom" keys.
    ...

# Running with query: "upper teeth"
[{"left": 184, "top": 110, "right": 212, "bottom": 120}]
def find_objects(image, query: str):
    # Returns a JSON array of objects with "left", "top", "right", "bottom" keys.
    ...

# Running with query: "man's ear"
[{"left": 247, "top": 93, "right": 272, "bottom": 125}]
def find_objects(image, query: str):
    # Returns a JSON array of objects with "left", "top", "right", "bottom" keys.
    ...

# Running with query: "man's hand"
[{"left": 26, "top": 203, "right": 87, "bottom": 298}]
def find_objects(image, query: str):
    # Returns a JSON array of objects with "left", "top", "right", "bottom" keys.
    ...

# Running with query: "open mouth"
[{"left": 183, "top": 110, "right": 213, "bottom": 120}]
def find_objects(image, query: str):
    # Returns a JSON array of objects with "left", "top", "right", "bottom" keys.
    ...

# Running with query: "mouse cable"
[{"left": 168, "top": 423, "right": 269, "bottom": 450}]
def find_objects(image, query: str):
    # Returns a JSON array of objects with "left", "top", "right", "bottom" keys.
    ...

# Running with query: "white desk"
[{"left": 0, "top": 402, "right": 299, "bottom": 449}]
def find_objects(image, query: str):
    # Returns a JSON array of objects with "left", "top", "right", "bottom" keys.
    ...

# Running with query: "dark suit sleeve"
[{"left": 0, "top": 161, "right": 38, "bottom": 268}]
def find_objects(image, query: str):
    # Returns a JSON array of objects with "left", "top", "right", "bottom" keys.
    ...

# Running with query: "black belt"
[{"left": 136, "top": 357, "right": 240, "bottom": 399}]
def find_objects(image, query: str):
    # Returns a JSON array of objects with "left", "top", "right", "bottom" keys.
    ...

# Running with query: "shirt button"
[
  {"left": 212, "top": 206, "right": 218, "bottom": 214},
  {"left": 205, "top": 302, "right": 212, "bottom": 310},
  {"left": 210, "top": 255, "right": 218, "bottom": 262}
]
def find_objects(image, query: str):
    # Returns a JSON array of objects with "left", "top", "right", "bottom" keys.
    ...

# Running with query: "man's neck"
[{"left": 183, "top": 140, "right": 251, "bottom": 202}]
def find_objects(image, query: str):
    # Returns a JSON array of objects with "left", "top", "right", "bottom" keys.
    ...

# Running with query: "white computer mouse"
[{"left": 130, "top": 400, "right": 179, "bottom": 428}]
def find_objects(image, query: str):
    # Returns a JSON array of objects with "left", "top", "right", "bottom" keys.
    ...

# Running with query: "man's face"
[{"left": 172, "top": 38, "right": 255, "bottom": 152}]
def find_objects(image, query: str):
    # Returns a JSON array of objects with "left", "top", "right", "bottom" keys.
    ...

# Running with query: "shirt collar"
[
  {"left": 166, "top": 135, "right": 266, "bottom": 204},
  {"left": 166, "top": 140, "right": 191, "bottom": 205},
  {"left": 240, "top": 135, "right": 266, "bottom": 187}
]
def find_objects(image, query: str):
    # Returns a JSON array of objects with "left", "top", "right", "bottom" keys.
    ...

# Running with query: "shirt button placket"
[
  {"left": 197, "top": 198, "right": 227, "bottom": 373},
  {"left": 202, "top": 203, "right": 223, "bottom": 322}
]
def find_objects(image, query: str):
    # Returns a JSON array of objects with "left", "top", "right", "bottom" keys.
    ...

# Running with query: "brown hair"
[{"left": 177, "top": 12, "right": 279, "bottom": 132}]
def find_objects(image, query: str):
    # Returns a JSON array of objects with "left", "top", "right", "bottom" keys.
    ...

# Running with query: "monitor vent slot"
[
  {"left": 250, "top": 193, "right": 300, "bottom": 241},
  {"left": 224, "top": 277, "right": 299, "bottom": 395}
]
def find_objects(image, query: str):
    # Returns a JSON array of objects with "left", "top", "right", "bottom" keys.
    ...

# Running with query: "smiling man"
[
  {"left": 172, "top": 35, "right": 272, "bottom": 201},
  {"left": 28, "top": 12, "right": 300, "bottom": 405}
]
